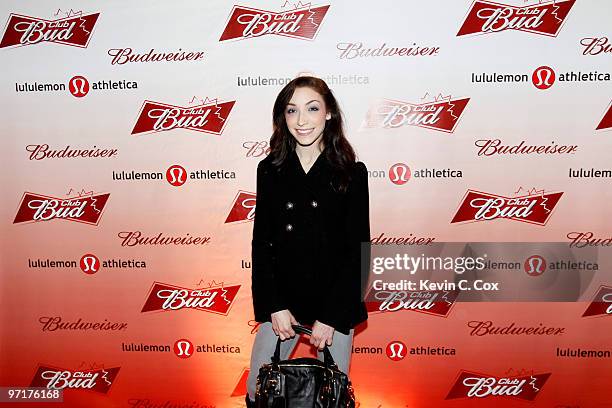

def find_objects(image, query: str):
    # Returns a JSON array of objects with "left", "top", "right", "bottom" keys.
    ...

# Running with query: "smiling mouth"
[{"left": 296, "top": 128, "right": 314, "bottom": 136}]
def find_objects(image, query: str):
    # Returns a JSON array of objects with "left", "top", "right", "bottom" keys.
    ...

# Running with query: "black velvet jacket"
[{"left": 251, "top": 149, "right": 370, "bottom": 335}]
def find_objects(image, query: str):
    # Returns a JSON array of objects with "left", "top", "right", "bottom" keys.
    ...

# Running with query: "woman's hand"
[
  {"left": 311, "top": 320, "right": 334, "bottom": 350},
  {"left": 271, "top": 309, "right": 299, "bottom": 340}
]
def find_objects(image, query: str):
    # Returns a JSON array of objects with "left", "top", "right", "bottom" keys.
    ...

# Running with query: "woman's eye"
[{"left": 286, "top": 106, "right": 319, "bottom": 114}]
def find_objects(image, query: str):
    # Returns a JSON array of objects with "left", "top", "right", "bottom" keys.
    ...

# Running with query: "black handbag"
[{"left": 255, "top": 325, "right": 356, "bottom": 408}]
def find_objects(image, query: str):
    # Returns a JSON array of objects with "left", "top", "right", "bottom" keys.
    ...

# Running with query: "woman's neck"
[{"left": 295, "top": 143, "right": 324, "bottom": 164}]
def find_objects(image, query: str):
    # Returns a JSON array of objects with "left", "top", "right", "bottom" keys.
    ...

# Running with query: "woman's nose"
[{"left": 297, "top": 112, "right": 307, "bottom": 126}]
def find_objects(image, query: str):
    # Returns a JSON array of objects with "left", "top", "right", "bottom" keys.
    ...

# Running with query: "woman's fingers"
[
  {"left": 313, "top": 335, "right": 333, "bottom": 349},
  {"left": 283, "top": 325, "right": 295, "bottom": 338},
  {"left": 271, "top": 310, "right": 297, "bottom": 340},
  {"left": 310, "top": 334, "right": 325, "bottom": 350},
  {"left": 275, "top": 323, "right": 294, "bottom": 340},
  {"left": 279, "top": 323, "right": 290, "bottom": 339},
  {"left": 272, "top": 324, "right": 281, "bottom": 339},
  {"left": 309, "top": 320, "right": 334, "bottom": 350},
  {"left": 320, "top": 334, "right": 331, "bottom": 350}
]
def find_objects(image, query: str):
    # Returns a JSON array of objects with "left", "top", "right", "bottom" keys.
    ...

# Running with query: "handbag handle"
[{"left": 271, "top": 324, "right": 336, "bottom": 366}]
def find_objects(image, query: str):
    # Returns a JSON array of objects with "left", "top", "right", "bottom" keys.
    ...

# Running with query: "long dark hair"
[{"left": 269, "top": 76, "right": 356, "bottom": 193}]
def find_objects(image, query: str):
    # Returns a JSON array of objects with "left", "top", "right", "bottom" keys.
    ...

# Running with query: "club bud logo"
[
  {"left": 365, "top": 289, "right": 459, "bottom": 317},
  {"left": 582, "top": 286, "right": 612, "bottom": 317},
  {"left": 1, "top": 9, "right": 99, "bottom": 49},
  {"left": 524, "top": 255, "right": 546, "bottom": 276},
  {"left": 386, "top": 341, "right": 407, "bottom": 361},
  {"left": 13, "top": 190, "right": 110, "bottom": 225},
  {"left": 79, "top": 254, "right": 100, "bottom": 274},
  {"left": 174, "top": 339, "right": 194, "bottom": 358},
  {"left": 457, "top": 0, "right": 575, "bottom": 37},
  {"left": 446, "top": 370, "right": 551, "bottom": 400},
  {"left": 166, "top": 165, "right": 187, "bottom": 186},
  {"left": 132, "top": 97, "right": 235, "bottom": 136},
  {"left": 451, "top": 188, "right": 563, "bottom": 226},
  {"left": 30, "top": 364, "right": 120, "bottom": 393},
  {"left": 597, "top": 101, "right": 612, "bottom": 130},
  {"left": 389, "top": 163, "right": 410, "bottom": 185},
  {"left": 248, "top": 320, "right": 262, "bottom": 334},
  {"left": 141, "top": 281, "right": 240, "bottom": 315},
  {"left": 532, "top": 66, "right": 555, "bottom": 89},
  {"left": 230, "top": 368, "right": 250, "bottom": 397},
  {"left": 219, "top": 3, "right": 330, "bottom": 41},
  {"left": 363, "top": 93, "right": 470, "bottom": 133},
  {"left": 225, "top": 191, "right": 256, "bottom": 223}
]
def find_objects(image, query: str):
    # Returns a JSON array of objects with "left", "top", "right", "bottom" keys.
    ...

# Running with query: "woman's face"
[{"left": 284, "top": 86, "right": 331, "bottom": 147}]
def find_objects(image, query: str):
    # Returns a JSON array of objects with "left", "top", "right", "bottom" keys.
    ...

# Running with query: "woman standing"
[{"left": 246, "top": 76, "right": 370, "bottom": 406}]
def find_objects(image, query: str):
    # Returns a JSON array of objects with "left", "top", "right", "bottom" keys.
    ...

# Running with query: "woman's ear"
[{"left": 326, "top": 112, "right": 331, "bottom": 120}]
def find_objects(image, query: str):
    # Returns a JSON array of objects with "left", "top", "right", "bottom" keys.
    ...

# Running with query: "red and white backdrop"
[{"left": 1, "top": 0, "right": 611, "bottom": 407}]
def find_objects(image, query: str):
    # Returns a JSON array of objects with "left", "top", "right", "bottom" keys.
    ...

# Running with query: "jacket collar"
[{"left": 288, "top": 148, "right": 328, "bottom": 178}]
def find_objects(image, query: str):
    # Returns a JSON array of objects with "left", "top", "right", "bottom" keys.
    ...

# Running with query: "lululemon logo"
[
  {"left": 166, "top": 165, "right": 187, "bottom": 186},
  {"left": 532, "top": 66, "right": 555, "bottom": 90},
  {"left": 79, "top": 253, "right": 100, "bottom": 274},
  {"left": 524, "top": 255, "right": 547, "bottom": 276},
  {"left": 69, "top": 75, "right": 90, "bottom": 97},
  {"left": 385, "top": 340, "right": 407, "bottom": 361},
  {"left": 174, "top": 339, "right": 194, "bottom": 358},
  {"left": 389, "top": 163, "right": 411, "bottom": 185}
]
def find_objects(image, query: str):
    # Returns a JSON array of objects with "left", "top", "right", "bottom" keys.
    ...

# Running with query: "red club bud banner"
[{"left": 1, "top": 1, "right": 611, "bottom": 407}]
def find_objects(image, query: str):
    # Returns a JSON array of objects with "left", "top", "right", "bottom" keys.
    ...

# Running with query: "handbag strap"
[{"left": 271, "top": 324, "right": 336, "bottom": 366}]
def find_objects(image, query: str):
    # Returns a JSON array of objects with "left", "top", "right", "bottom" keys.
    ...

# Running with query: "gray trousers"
[{"left": 246, "top": 322, "right": 354, "bottom": 401}]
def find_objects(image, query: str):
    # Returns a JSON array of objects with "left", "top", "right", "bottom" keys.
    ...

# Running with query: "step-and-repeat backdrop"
[{"left": 1, "top": 0, "right": 611, "bottom": 407}]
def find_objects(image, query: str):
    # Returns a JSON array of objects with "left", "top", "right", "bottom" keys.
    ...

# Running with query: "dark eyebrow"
[{"left": 286, "top": 99, "right": 321, "bottom": 106}]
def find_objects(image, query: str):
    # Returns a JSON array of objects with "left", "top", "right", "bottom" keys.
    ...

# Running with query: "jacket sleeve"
[
  {"left": 251, "top": 161, "right": 287, "bottom": 319},
  {"left": 318, "top": 161, "right": 371, "bottom": 330}
]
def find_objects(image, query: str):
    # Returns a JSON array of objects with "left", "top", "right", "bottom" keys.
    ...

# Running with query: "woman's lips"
[{"left": 296, "top": 128, "right": 314, "bottom": 136}]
